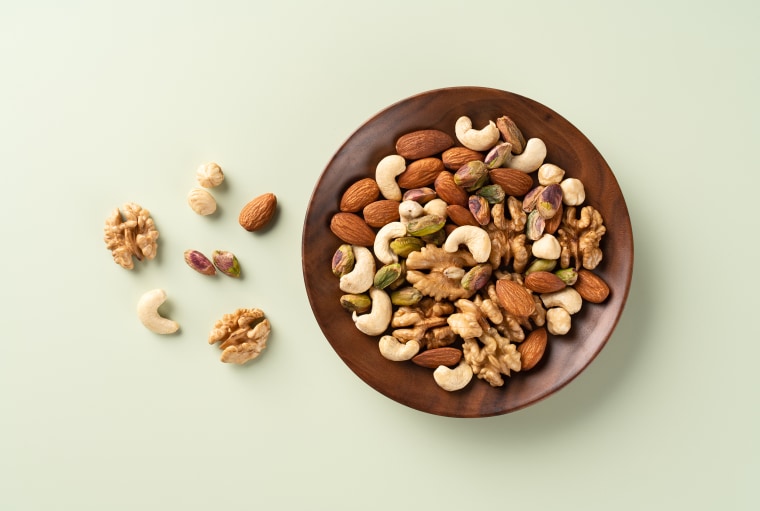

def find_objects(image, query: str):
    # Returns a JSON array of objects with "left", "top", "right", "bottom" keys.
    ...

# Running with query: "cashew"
[
  {"left": 375, "top": 154, "right": 406, "bottom": 201},
  {"left": 455, "top": 116, "right": 500, "bottom": 151},
  {"left": 541, "top": 287, "right": 583, "bottom": 314},
  {"left": 531, "top": 233, "right": 561, "bottom": 260},
  {"left": 137, "top": 289, "right": 179, "bottom": 334},
  {"left": 374, "top": 222, "right": 408, "bottom": 265},
  {"left": 560, "top": 177, "right": 586, "bottom": 206},
  {"left": 537, "top": 163, "right": 565, "bottom": 185},
  {"left": 443, "top": 225, "right": 492, "bottom": 263},
  {"left": 352, "top": 287, "right": 392, "bottom": 336},
  {"left": 504, "top": 138, "right": 546, "bottom": 173},
  {"left": 423, "top": 198, "right": 448, "bottom": 218},
  {"left": 398, "top": 200, "right": 424, "bottom": 223},
  {"left": 433, "top": 361, "right": 473, "bottom": 391},
  {"left": 378, "top": 335, "right": 420, "bottom": 361},
  {"left": 339, "top": 245, "right": 375, "bottom": 293},
  {"left": 546, "top": 307, "right": 571, "bottom": 335}
]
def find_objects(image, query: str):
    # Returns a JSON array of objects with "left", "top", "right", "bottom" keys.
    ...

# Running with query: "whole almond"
[
  {"left": 395, "top": 129, "right": 454, "bottom": 160},
  {"left": 411, "top": 347, "right": 462, "bottom": 369},
  {"left": 238, "top": 192, "right": 277, "bottom": 231},
  {"left": 340, "top": 178, "right": 380, "bottom": 212},
  {"left": 434, "top": 171, "right": 468, "bottom": 207},
  {"left": 524, "top": 271, "right": 566, "bottom": 294},
  {"left": 397, "top": 157, "right": 444, "bottom": 189},
  {"left": 495, "top": 279, "right": 536, "bottom": 317},
  {"left": 446, "top": 204, "right": 479, "bottom": 226},
  {"left": 441, "top": 147, "right": 484, "bottom": 170},
  {"left": 330, "top": 212, "right": 376, "bottom": 246},
  {"left": 362, "top": 199, "right": 401, "bottom": 228},
  {"left": 518, "top": 327, "right": 547, "bottom": 371},
  {"left": 573, "top": 269, "right": 610, "bottom": 303},
  {"left": 489, "top": 168, "right": 534, "bottom": 196}
]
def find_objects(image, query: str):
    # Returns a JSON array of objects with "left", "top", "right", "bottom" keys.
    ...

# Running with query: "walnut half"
[
  {"left": 208, "top": 308, "right": 271, "bottom": 364},
  {"left": 103, "top": 202, "right": 159, "bottom": 269}
]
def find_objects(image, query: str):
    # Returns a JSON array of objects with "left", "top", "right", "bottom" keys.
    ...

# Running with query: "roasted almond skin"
[
  {"left": 441, "top": 147, "right": 484, "bottom": 170},
  {"left": 518, "top": 327, "right": 547, "bottom": 371},
  {"left": 412, "top": 347, "right": 462, "bottom": 369},
  {"left": 239, "top": 192, "right": 277, "bottom": 231},
  {"left": 330, "top": 212, "right": 376, "bottom": 246},
  {"left": 446, "top": 204, "right": 479, "bottom": 226},
  {"left": 495, "top": 279, "right": 536, "bottom": 317},
  {"left": 434, "top": 171, "right": 468, "bottom": 207},
  {"left": 397, "top": 157, "right": 444, "bottom": 189},
  {"left": 340, "top": 178, "right": 380, "bottom": 212},
  {"left": 524, "top": 271, "right": 566, "bottom": 294},
  {"left": 362, "top": 199, "right": 401, "bottom": 228},
  {"left": 573, "top": 269, "right": 610, "bottom": 303},
  {"left": 489, "top": 168, "right": 534, "bottom": 197},
  {"left": 395, "top": 129, "right": 454, "bottom": 160}
]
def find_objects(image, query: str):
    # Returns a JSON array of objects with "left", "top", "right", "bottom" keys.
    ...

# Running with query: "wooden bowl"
[{"left": 302, "top": 86, "right": 633, "bottom": 417}]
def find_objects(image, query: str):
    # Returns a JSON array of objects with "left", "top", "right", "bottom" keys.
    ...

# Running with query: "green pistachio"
[
  {"left": 476, "top": 184, "right": 505, "bottom": 204},
  {"left": 331, "top": 244, "right": 355, "bottom": 277},
  {"left": 402, "top": 187, "right": 437, "bottom": 204},
  {"left": 373, "top": 263, "right": 403, "bottom": 290},
  {"left": 406, "top": 214, "right": 446, "bottom": 237},
  {"left": 468, "top": 195, "right": 491, "bottom": 225},
  {"left": 522, "top": 186, "right": 545, "bottom": 213},
  {"left": 390, "top": 236, "right": 424, "bottom": 257},
  {"left": 461, "top": 264, "right": 493, "bottom": 292},
  {"left": 420, "top": 229, "right": 446, "bottom": 245},
  {"left": 340, "top": 294, "right": 371, "bottom": 313},
  {"left": 525, "top": 258, "right": 557, "bottom": 275},
  {"left": 387, "top": 260, "right": 407, "bottom": 290},
  {"left": 554, "top": 267, "right": 578, "bottom": 285},
  {"left": 212, "top": 250, "right": 241, "bottom": 278},
  {"left": 390, "top": 287, "right": 423, "bottom": 306},
  {"left": 525, "top": 210, "right": 546, "bottom": 241},
  {"left": 453, "top": 160, "right": 489, "bottom": 191},
  {"left": 484, "top": 142, "right": 512, "bottom": 169},
  {"left": 537, "top": 184, "right": 563, "bottom": 219}
]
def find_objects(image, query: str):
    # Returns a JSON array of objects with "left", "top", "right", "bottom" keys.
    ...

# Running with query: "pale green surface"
[{"left": 1, "top": 0, "right": 758, "bottom": 509}]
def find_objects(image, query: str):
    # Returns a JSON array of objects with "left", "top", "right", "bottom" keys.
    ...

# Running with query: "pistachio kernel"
[
  {"left": 389, "top": 236, "right": 424, "bottom": 257},
  {"left": 522, "top": 186, "right": 545, "bottom": 213},
  {"left": 453, "top": 160, "right": 489, "bottom": 191},
  {"left": 461, "top": 264, "right": 493, "bottom": 292},
  {"left": 406, "top": 214, "right": 446, "bottom": 237},
  {"left": 212, "top": 250, "right": 241, "bottom": 278},
  {"left": 484, "top": 142, "right": 512, "bottom": 169},
  {"left": 332, "top": 244, "right": 355, "bottom": 277},
  {"left": 390, "top": 287, "right": 423, "bottom": 307},
  {"left": 402, "top": 187, "right": 437, "bottom": 204},
  {"left": 476, "top": 184, "right": 506, "bottom": 204},
  {"left": 340, "top": 293, "right": 371, "bottom": 313},
  {"left": 184, "top": 250, "right": 216, "bottom": 276},
  {"left": 373, "top": 263, "right": 403, "bottom": 290},
  {"left": 537, "top": 184, "right": 563, "bottom": 219},
  {"left": 526, "top": 210, "right": 546, "bottom": 241},
  {"left": 468, "top": 195, "right": 491, "bottom": 225},
  {"left": 555, "top": 267, "right": 578, "bottom": 285},
  {"left": 525, "top": 258, "right": 557, "bottom": 275}
]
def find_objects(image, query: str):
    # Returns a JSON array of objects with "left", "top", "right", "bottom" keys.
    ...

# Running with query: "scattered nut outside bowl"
[{"left": 302, "top": 86, "right": 633, "bottom": 418}]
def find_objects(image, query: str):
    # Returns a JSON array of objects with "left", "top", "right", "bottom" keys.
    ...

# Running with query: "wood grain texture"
[{"left": 302, "top": 86, "right": 634, "bottom": 418}]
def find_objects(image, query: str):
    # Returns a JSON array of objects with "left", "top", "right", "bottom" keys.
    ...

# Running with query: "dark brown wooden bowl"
[{"left": 302, "top": 86, "right": 633, "bottom": 417}]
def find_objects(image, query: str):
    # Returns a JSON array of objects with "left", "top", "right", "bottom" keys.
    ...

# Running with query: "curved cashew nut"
[
  {"left": 374, "top": 222, "right": 408, "bottom": 265},
  {"left": 378, "top": 335, "right": 420, "bottom": 361},
  {"left": 504, "top": 138, "right": 546, "bottom": 173},
  {"left": 433, "top": 360, "right": 473, "bottom": 391},
  {"left": 137, "top": 289, "right": 179, "bottom": 334},
  {"left": 455, "top": 116, "right": 500, "bottom": 151},
  {"left": 423, "top": 198, "right": 448, "bottom": 218},
  {"left": 375, "top": 154, "right": 406, "bottom": 201},
  {"left": 442, "top": 225, "right": 492, "bottom": 263},
  {"left": 540, "top": 287, "right": 583, "bottom": 314},
  {"left": 352, "top": 287, "right": 392, "bottom": 336},
  {"left": 339, "top": 245, "right": 375, "bottom": 293},
  {"left": 398, "top": 200, "right": 424, "bottom": 224}
]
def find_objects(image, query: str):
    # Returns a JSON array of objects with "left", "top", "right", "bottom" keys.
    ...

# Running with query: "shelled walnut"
[
  {"left": 208, "top": 308, "right": 271, "bottom": 364},
  {"left": 103, "top": 202, "right": 159, "bottom": 269}
]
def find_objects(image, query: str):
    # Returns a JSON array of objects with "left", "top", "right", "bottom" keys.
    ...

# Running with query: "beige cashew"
[
  {"left": 137, "top": 289, "right": 179, "bottom": 334},
  {"left": 378, "top": 335, "right": 420, "bottom": 361},
  {"left": 339, "top": 245, "right": 375, "bottom": 293},
  {"left": 546, "top": 307, "right": 571, "bottom": 335},
  {"left": 375, "top": 154, "right": 406, "bottom": 201},
  {"left": 505, "top": 138, "right": 546, "bottom": 173},
  {"left": 374, "top": 222, "right": 408, "bottom": 265},
  {"left": 433, "top": 361, "right": 474, "bottom": 391},
  {"left": 443, "top": 225, "right": 492, "bottom": 263},
  {"left": 455, "top": 116, "right": 500, "bottom": 151},
  {"left": 353, "top": 287, "right": 392, "bottom": 336},
  {"left": 541, "top": 287, "right": 583, "bottom": 314},
  {"left": 398, "top": 200, "right": 424, "bottom": 223},
  {"left": 532, "top": 233, "right": 561, "bottom": 259},
  {"left": 560, "top": 177, "right": 586, "bottom": 206},
  {"left": 423, "top": 198, "right": 448, "bottom": 218}
]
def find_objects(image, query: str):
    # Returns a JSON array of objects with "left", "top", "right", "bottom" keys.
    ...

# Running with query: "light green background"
[{"left": 1, "top": 0, "right": 757, "bottom": 509}]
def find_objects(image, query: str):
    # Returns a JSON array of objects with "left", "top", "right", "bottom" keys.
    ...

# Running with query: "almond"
[
  {"left": 434, "top": 171, "right": 468, "bottom": 207},
  {"left": 395, "top": 129, "right": 454, "bottom": 160},
  {"left": 411, "top": 347, "right": 462, "bottom": 369},
  {"left": 573, "top": 269, "right": 610, "bottom": 303},
  {"left": 446, "top": 204, "right": 479, "bottom": 226},
  {"left": 329, "top": 212, "right": 376, "bottom": 246},
  {"left": 495, "top": 279, "right": 536, "bottom": 317},
  {"left": 362, "top": 199, "right": 401, "bottom": 228},
  {"left": 524, "top": 271, "right": 566, "bottom": 294},
  {"left": 544, "top": 202, "right": 563, "bottom": 234},
  {"left": 340, "top": 178, "right": 380, "bottom": 212},
  {"left": 238, "top": 192, "right": 277, "bottom": 231},
  {"left": 397, "top": 157, "right": 444, "bottom": 189},
  {"left": 518, "top": 327, "right": 547, "bottom": 371},
  {"left": 488, "top": 168, "right": 534, "bottom": 196},
  {"left": 441, "top": 146, "right": 484, "bottom": 170}
]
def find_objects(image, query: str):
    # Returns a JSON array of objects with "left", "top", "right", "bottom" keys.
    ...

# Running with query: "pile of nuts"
[{"left": 329, "top": 114, "right": 610, "bottom": 391}]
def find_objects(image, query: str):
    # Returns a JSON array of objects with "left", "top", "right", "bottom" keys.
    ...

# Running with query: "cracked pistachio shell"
[
  {"left": 526, "top": 210, "right": 546, "bottom": 241},
  {"left": 212, "top": 250, "right": 241, "bottom": 278},
  {"left": 331, "top": 244, "right": 355, "bottom": 277},
  {"left": 406, "top": 214, "right": 446, "bottom": 237},
  {"left": 184, "top": 250, "right": 216, "bottom": 276},
  {"left": 484, "top": 142, "right": 512, "bottom": 169},
  {"left": 390, "top": 236, "right": 424, "bottom": 257},
  {"left": 537, "top": 184, "right": 563, "bottom": 219},
  {"left": 390, "top": 287, "right": 423, "bottom": 306},
  {"left": 453, "top": 160, "right": 489, "bottom": 190},
  {"left": 374, "top": 263, "right": 403, "bottom": 290},
  {"left": 461, "top": 264, "right": 493, "bottom": 292},
  {"left": 402, "top": 187, "right": 437, "bottom": 204},
  {"left": 340, "top": 293, "right": 371, "bottom": 313},
  {"left": 468, "top": 195, "right": 491, "bottom": 225},
  {"left": 555, "top": 267, "right": 578, "bottom": 285},
  {"left": 476, "top": 184, "right": 505, "bottom": 204},
  {"left": 526, "top": 258, "right": 557, "bottom": 275},
  {"left": 522, "top": 186, "right": 545, "bottom": 213}
]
